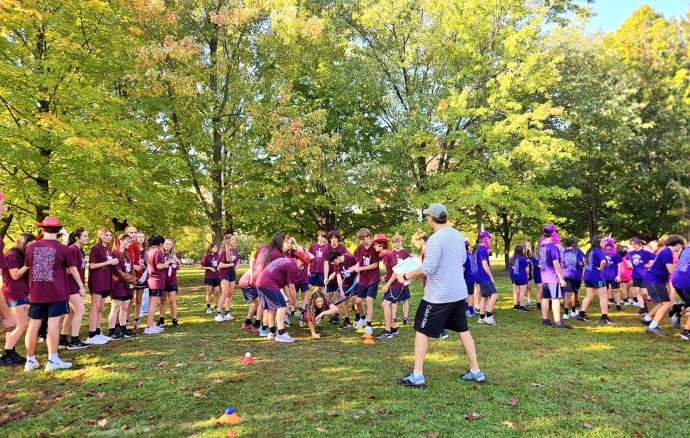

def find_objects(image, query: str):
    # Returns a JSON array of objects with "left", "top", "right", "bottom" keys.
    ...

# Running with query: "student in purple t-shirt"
[
  {"left": 626, "top": 237, "right": 655, "bottom": 315},
  {"left": 671, "top": 244, "right": 690, "bottom": 340},
  {"left": 510, "top": 244, "right": 530, "bottom": 314},
  {"left": 348, "top": 228, "right": 382, "bottom": 335},
  {"left": 200, "top": 244, "right": 221, "bottom": 313},
  {"left": 216, "top": 234, "right": 240, "bottom": 322},
  {"left": 307, "top": 230, "right": 329, "bottom": 292},
  {"left": 640, "top": 235, "right": 685, "bottom": 335},
  {"left": 256, "top": 253, "right": 308, "bottom": 343},
  {"left": 602, "top": 241, "right": 623, "bottom": 312},
  {"left": 24, "top": 217, "right": 76, "bottom": 372},
  {"left": 578, "top": 235, "right": 612, "bottom": 324},
  {"left": 562, "top": 238, "right": 585, "bottom": 319},
  {"left": 144, "top": 235, "right": 175, "bottom": 335},
  {"left": 250, "top": 233, "right": 286, "bottom": 336},
  {"left": 537, "top": 228, "right": 570, "bottom": 329},
  {"left": 86, "top": 227, "right": 120, "bottom": 345},
  {"left": 59, "top": 228, "right": 90, "bottom": 350},
  {"left": 0, "top": 233, "right": 36, "bottom": 366}
]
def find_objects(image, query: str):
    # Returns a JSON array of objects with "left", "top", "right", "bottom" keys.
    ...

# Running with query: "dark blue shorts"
[
  {"left": 356, "top": 283, "right": 378, "bottom": 299},
  {"left": 296, "top": 282, "right": 310, "bottom": 293},
  {"left": 149, "top": 289, "right": 165, "bottom": 297},
  {"left": 241, "top": 286, "right": 258, "bottom": 301},
  {"left": 644, "top": 283, "right": 670, "bottom": 303},
  {"left": 632, "top": 278, "right": 644, "bottom": 288},
  {"left": 325, "top": 282, "right": 338, "bottom": 293},
  {"left": 204, "top": 278, "right": 221, "bottom": 287},
  {"left": 223, "top": 270, "right": 236, "bottom": 282},
  {"left": 91, "top": 290, "right": 110, "bottom": 298},
  {"left": 165, "top": 284, "right": 178, "bottom": 293},
  {"left": 564, "top": 278, "right": 581, "bottom": 293},
  {"left": 605, "top": 279, "right": 620, "bottom": 290},
  {"left": 479, "top": 282, "right": 497, "bottom": 297},
  {"left": 465, "top": 281, "right": 475, "bottom": 296},
  {"left": 7, "top": 297, "right": 30, "bottom": 307},
  {"left": 258, "top": 286, "right": 287, "bottom": 310},
  {"left": 584, "top": 280, "right": 605, "bottom": 289},
  {"left": 308, "top": 272, "right": 325, "bottom": 287},
  {"left": 514, "top": 281, "right": 528, "bottom": 286},
  {"left": 383, "top": 287, "right": 409, "bottom": 303},
  {"left": 28, "top": 301, "right": 69, "bottom": 320}
]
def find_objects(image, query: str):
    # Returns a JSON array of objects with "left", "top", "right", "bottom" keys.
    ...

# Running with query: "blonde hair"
[
  {"left": 391, "top": 234, "right": 403, "bottom": 243},
  {"left": 96, "top": 227, "right": 113, "bottom": 249},
  {"left": 163, "top": 238, "right": 176, "bottom": 258},
  {"left": 356, "top": 228, "right": 371, "bottom": 239}
]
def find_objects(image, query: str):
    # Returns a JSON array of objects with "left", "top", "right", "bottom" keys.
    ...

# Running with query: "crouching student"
[{"left": 304, "top": 291, "right": 339, "bottom": 339}]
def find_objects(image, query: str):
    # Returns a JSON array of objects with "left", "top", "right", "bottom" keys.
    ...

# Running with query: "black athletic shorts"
[
  {"left": 414, "top": 298, "right": 468, "bottom": 338},
  {"left": 564, "top": 278, "right": 581, "bottom": 293},
  {"left": 675, "top": 288, "right": 690, "bottom": 306},
  {"left": 632, "top": 278, "right": 644, "bottom": 288},
  {"left": 28, "top": 301, "right": 69, "bottom": 320}
]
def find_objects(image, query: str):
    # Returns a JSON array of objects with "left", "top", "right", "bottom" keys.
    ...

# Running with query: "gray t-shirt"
[{"left": 420, "top": 226, "right": 468, "bottom": 304}]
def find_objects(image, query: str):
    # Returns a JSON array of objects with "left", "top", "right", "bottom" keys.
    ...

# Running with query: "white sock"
[
  {"left": 648, "top": 321, "right": 659, "bottom": 329},
  {"left": 27, "top": 355, "right": 36, "bottom": 362},
  {"left": 48, "top": 353, "right": 59, "bottom": 362},
  {"left": 413, "top": 371, "right": 423, "bottom": 378},
  {"left": 643, "top": 315, "right": 652, "bottom": 322},
  {"left": 470, "top": 368, "right": 480, "bottom": 373}
]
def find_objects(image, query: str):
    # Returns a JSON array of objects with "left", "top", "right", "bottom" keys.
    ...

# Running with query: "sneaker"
[
  {"left": 608, "top": 298, "right": 616, "bottom": 305},
  {"left": 241, "top": 323, "right": 256, "bottom": 331},
  {"left": 206, "top": 307, "right": 213, "bottom": 314},
  {"left": 267, "top": 332, "right": 276, "bottom": 340},
  {"left": 133, "top": 320, "right": 141, "bottom": 330},
  {"left": 527, "top": 299, "right": 533, "bottom": 306},
  {"left": 45, "top": 357, "right": 72, "bottom": 372},
  {"left": 275, "top": 333, "right": 295, "bottom": 343},
  {"left": 97, "top": 333, "right": 113, "bottom": 343},
  {"left": 562, "top": 313, "right": 570, "bottom": 320},
  {"left": 553, "top": 321, "right": 573, "bottom": 329},
  {"left": 339, "top": 320, "right": 352, "bottom": 329},
  {"left": 391, "top": 327, "right": 399, "bottom": 336},
  {"left": 67, "top": 339, "right": 91, "bottom": 350},
  {"left": 299, "top": 321, "right": 306, "bottom": 328},
  {"left": 258, "top": 327, "right": 270, "bottom": 337},
  {"left": 330, "top": 316, "right": 340, "bottom": 325},
  {"left": 485, "top": 316, "right": 496, "bottom": 326},
  {"left": 122, "top": 329, "right": 136, "bottom": 338},
  {"left": 645, "top": 327, "right": 667, "bottom": 336},
  {"left": 466, "top": 310, "right": 475, "bottom": 317},
  {"left": 397, "top": 372, "right": 426, "bottom": 387},
  {"left": 439, "top": 330, "right": 449, "bottom": 338},
  {"left": 37, "top": 336, "right": 46, "bottom": 343},
  {"left": 600, "top": 316, "right": 613, "bottom": 324},
  {"left": 570, "top": 310, "right": 578, "bottom": 318},
  {"left": 478, "top": 318, "right": 487, "bottom": 324},
  {"left": 671, "top": 316, "right": 680, "bottom": 329},
  {"left": 376, "top": 330, "right": 393, "bottom": 339},
  {"left": 214, "top": 314, "right": 224, "bottom": 322},
  {"left": 144, "top": 326, "right": 161, "bottom": 334},
  {"left": 623, "top": 300, "right": 630, "bottom": 306},
  {"left": 679, "top": 330, "right": 690, "bottom": 341},
  {"left": 224, "top": 314, "right": 235, "bottom": 321},
  {"left": 542, "top": 319, "right": 552, "bottom": 326},
  {"left": 639, "top": 317, "right": 651, "bottom": 326},
  {"left": 363, "top": 325, "right": 373, "bottom": 335},
  {"left": 109, "top": 328, "right": 125, "bottom": 341},
  {"left": 353, "top": 318, "right": 366, "bottom": 330},
  {"left": 636, "top": 308, "right": 648, "bottom": 315},
  {"left": 85, "top": 336, "right": 107, "bottom": 345},
  {"left": 403, "top": 317, "right": 409, "bottom": 325},
  {"left": 156, "top": 319, "right": 165, "bottom": 327},
  {"left": 284, "top": 318, "right": 292, "bottom": 327},
  {"left": 616, "top": 305, "right": 622, "bottom": 312},
  {"left": 513, "top": 304, "right": 520, "bottom": 311},
  {"left": 577, "top": 314, "right": 590, "bottom": 322},
  {"left": 1, "top": 352, "right": 24, "bottom": 366},
  {"left": 172, "top": 320, "right": 179, "bottom": 328},
  {"left": 461, "top": 369, "right": 487, "bottom": 383},
  {"left": 24, "top": 358, "right": 40, "bottom": 372},
  {"left": 58, "top": 337, "right": 70, "bottom": 350},
  {"left": 473, "top": 307, "right": 480, "bottom": 313},
  {"left": 519, "top": 307, "right": 529, "bottom": 313}
]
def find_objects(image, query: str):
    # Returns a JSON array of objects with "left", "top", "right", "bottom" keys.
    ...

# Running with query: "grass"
[{"left": 1, "top": 267, "right": 688, "bottom": 437}]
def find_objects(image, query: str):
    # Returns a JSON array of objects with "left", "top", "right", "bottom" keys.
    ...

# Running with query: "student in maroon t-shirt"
[
  {"left": 378, "top": 234, "right": 411, "bottom": 339},
  {"left": 58, "top": 228, "right": 90, "bottom": 350},
  {"left": 200, "top": 243, "right": 221, "bottom": 313},
  {"left": 307, "top": 230, "right": 329, "bottom": 293},
  {"left": 349, "top": 228, "right": 382, "bottom": 335},
  {"left": 1, "top": 233, "right": 36, "bottom": 366},
  {"left": 328, "top": 249, "right": 357, "bottom": 328},
  {"left": 215, "top": 234, "right": 239, "bottom": 322},
  {"left": 160, "top": 238, "right": 181, "bottom": 327},
  {"left": 250, "top": 233, "right": 286, "bottom": 336},
  {"left": 144, "top": 235, "right": 174, "bottom": 335},
  {"left": 107, "top": 234, "right": 138, "bottom": 340},
  {"left": 132, "top": 231, "right": 148, "bottom": 329},
  {"left": 86, "top": 227, "right": 119, "bottom": 345},
  {"left": 0, "top": 192, "right": 14, "bottom": 333},
  {"left": 23, "top": 217, "right": 76, "bottom": 372}
]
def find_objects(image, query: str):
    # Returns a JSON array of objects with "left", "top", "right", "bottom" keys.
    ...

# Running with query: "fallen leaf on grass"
[
  {"left": 226, "top": 431, "right": 237, "bottom": 438},
  {"left": 98, "top": 418, "right": 107, "bottom": 428},
  {"left": 177, "top": 386, "right": 191, "bottom": 391},
  {"left": 530, "top": 383, "right": 543, "bottom": 388},
  {"left": 155, "top": 360, "right": 170, "bottom": 367},
  {"left": 608, "top": 408, "right": 619, "bottom": 414},
  {"left": 212, "top": 379, "right": 223, "bottom": 384},
  {"left": 502, "top": 421, "right": 516, "bottom": 429},
  {"left": 650, "top": 386, "right": 659, "bottom": 393},
  {"left": 583, "top": 422, "right": 593, "bottom": 429},
  {"left": 326, "top": 411, "right": 338, "bottom": 417},
  {"left": 123, "top": 365, "right": 137, "bottom": 371},
  {"left": 316, "top": 428, "right": 326, "bottom": 432},
  {"left": 98, "top": 412, "right": 111, "bottom": 419},
  {"left": 378, "top": 408, "right": 392, "bottom": 414},
  {"left": 423, "top": 434, "right": 440, "bottom": 438},
  {"left": 507, "top": 397, "right": 518, "bottom": 407},
  {"left": 0, "top": 409, "right": 26, "bottom": 425},
  {"left": 287, "top": 374, "right": 295, "bottom": 378},
  {"left": 672, "top": 346, "right": 682, "bottom": 353},
  {"left": 464, "top": 412, "right": 484, "bottom": 421},
  {"left": 192, "top": 391, "right": 206, "bottom": 398},
  {"left": 631, "top": 432, "right": 643, "bottom": 438},
  {"left": 135, "top": 381, "right": 145, "bottom": 388},
  {"left": 83, "top": 419, "right": 96, "bottom": 425},
  {"left": 583, "top": 408, "right": 592, "bottom": 414}
]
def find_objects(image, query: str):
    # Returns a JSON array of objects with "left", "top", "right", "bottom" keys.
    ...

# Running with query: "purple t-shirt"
[
  {"left": 67, "top": 245, "right": 86, "bottom": 295},
  {"left": 583, "top": 248, "right": 605, "bottom": 282},
  {"left": 538, "top": 243, "right": 562, "bottom": 284},
  {"left": 512, "top": 256, "right": 529, "bottom": 284},
  {"left": 25, "top": 239, "right": 74, "bottom": 303},
  {"left": 603, "top": 253, "right": 622, "bottom": 281},
  {"left": 218, "top": 247, "right": 238, "bottom": 279},
  {"left": 2, "top": 251, "right": 29, "bottom": 301},
  {"left": 643, "top": 247, "right": 674, "bottom": 285},
  {"left": 562, "top": 248, "right": 585, "bottom": 280},
  {"left": 146, "top": 247, "right": 166, "bottom": 290},
  {"left": 308, "top": 243, "right": 329, "bottom": 274},
  {"left": 354, "top": 243, "right": 381, "bottom": 287},
  {"left": 475, "top": 246, "right": 492, "bottom": 283},
  {"left": 627, "top": 249, "right": 655, "bottom": 279},
  {"left": 464, "top": 251, "right": 477, "bottom": 283},
  {"left": 256, "top": 257, "right": 298, "bottom": 290},
  {"left": 200, "top": 254, "right": 220, "bottom": 280},
  {"left": 671, "top": 247, "right": 690, "bottom": 290},
  {"left": 112, "top": 252, "right": 134, "bottom": 298},
  {"left": 88, "top": 245, "right": 114, "bottom": 293}
]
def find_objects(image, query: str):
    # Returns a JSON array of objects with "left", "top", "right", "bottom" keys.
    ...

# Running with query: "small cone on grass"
[
  {"left": 241, "top": 352, "right": 254, "bottom": 364},
  {"left": 217, "top": 407, "right": 242, "bottom": 425},
  {"left": 361, "top": 333, "right": 373, "bottom": 340},
  {"left": 363, "top": 338, "right": 375, "bottom": 345}
]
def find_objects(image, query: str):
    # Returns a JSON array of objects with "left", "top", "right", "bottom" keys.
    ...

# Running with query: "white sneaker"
[
  {"left": 364, "top": 325, "right": 373, "bottom": 335},
  {"left": 563, "top": 313, "right": 570, "bottom": 320},
  {"left": 24, "top": 358, "right": 40, "bottom": 372},
  {"left": 223, "top": 314, "right": 235, "bottom": 321},
  {"left": 478, "top": 318, "right": 487, "bottom": 324},
  {"left": 85, "top": 336, "right": 107, "bottom": 345},
  {"left": 474, "top": 307, "right": 480, "bottom": 313},
  {"left": 275, "top": 333, "right": 295, "bottom": 343},
  {"left": 299, "top": 321, "right": 305, "bottom": 328},
  {"left": 353, "top": 318, "right": 366, "bottom": 330},
  {"left": 570, "top": 310, "right": 578, "bottom": 318},
  {"left": 144, "top": 326, "right": 160, "bottom": 334},
  {"left": 485, "top": 316, "right": 496, "bottom": 325},
  {"left": 214, "top": 314, "right": 224, "bottom": 322},
  {"left": 527, "top": 300, "right": 533, "bottom": 306},
  {"left": 206, "top": 307, "right": 213, "bottom": 314},
  {"left": 671, "top": 315, "right": 680, "bottom": 329},
  {"left": 97, "top": 334, "right": 112, "bottom": 343},
  {"left": 45, "top": 357, "right": 72, "bottom": 372},
  {"left": 267, "top": 332, "right": 276, "bottom": 340}
]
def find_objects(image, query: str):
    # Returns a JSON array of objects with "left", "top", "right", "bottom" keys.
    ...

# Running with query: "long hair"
[
  {"left": 148, "top": 235, "right": 165, "bottom": 247},
  {"left": 222, "top": 234, "right": 235, "bottom": 256},
  {"left": 205, "top": 243, "right": 217, "bottom": 257},
  {"left": 521, "top": 240, "right": 532, "bottom": 258},
  {"left": 163, "top": 238, "right": 176, "bottom": 258},
  {"left": 510, "top": 244, "right": 524, "bottom": 267},
  {"left": 115, "top": 234, "right": 132, "bottom": 261},
  {"left": 68, "top": 227, "right": 87, "bottom": 246},
  {"left": 96, "top": 227, "right": 113, "bottom": 249},
  {"left": 10, "top": 232, "right": 37, "bottom": 266},
  {"left": 585, "top": 235, "right": 603, "bottom": 261},
  {"left": 306, "top": 291, "right": 328, "bottom": 322},
  {"left": 263, "top": 232, "right": 285, "bottom": 267}
]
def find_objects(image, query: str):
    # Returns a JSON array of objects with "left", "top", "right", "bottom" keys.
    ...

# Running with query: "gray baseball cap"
[{"left": 422, "top": 203, "right": 447, "bottom": 218}]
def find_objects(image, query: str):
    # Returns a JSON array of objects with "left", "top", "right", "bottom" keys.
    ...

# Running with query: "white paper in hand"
[{"left": 392, "top": 257, "right": 421, "bottom": 275}]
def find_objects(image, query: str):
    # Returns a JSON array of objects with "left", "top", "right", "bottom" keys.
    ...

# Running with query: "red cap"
[
  {"left": 373, "top": 233, "right": 389, "bottom": 243},
  {"left": 293, "top": 250, "right": 311, "bottom": 265},
  {"left": 36, "top": 216, "right": 62, "bottom": 228}
]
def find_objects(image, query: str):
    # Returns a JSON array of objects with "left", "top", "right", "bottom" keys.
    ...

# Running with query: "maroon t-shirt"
[
  {"left": 354, "top": 243, "right": 381, "bottom": 287},
  {"left": 251, "top": 245, "right": 284, "bottom": 287},
  {"left": 112, "top": 251, "right": 134, "bottom": 298},
  {"left": 88, "top": 244, "right": 114, "bottom": 293},
  {"left": 165, "top": 252, "right": 179, "bottom": 286},
  {"left": 218, "top": 247, "right": 238, "bottom": 279},
  {"left": 24, "top": 239, "right": 74, "bottom": 303},
  {"left": 256, "top": 257, "right": 298, "bottom": 290},
  {"left": 2, "top": 251, "right": 29, "bottom": 301},
  {"left": 326, "top": 243, "right": 348, "bottom": 285},
  {"left": 383, "top": 249, "right": 411, "bottom": 289},
  {"left": 200, "top": 254, "right": 220, "bottom": 280},
  {"left": 308, "top": 243, "right": 329, "bottom": 274},
  {"left": 67, "top": 244, "right": 86, "bottom": 295},
  {"left": 146, "top": 247, "right": 166, "bottom": 290},
  {"left": 336, "top": 253, "right": 357, "bottom": 289}
]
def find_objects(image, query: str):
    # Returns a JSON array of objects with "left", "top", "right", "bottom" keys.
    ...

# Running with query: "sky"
[{"left": 586, "top": 0, "right": 689, "bottom": 32}]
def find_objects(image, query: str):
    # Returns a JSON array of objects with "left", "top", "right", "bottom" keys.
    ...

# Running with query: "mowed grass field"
[{"left": 1, "top": 265, "right": 688, "bottom": 437}]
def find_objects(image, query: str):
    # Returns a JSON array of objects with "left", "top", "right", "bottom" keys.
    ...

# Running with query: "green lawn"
[{"left": 1, "top": 267, "right": 687, "bottom": 437}]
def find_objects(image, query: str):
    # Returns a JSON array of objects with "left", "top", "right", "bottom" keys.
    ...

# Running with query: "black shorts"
[
  {"left": 149, "top": 289, "right": 165, "bottom": 297},
  {"left": 223, "top": 270, "right": 236, "bottom": 282},
  {"left": 605, "top": 280, "right": 620, "bottom": 290},
  {"left": 632, "top": 278, "right": 644, "bottom": 288},
  {"left": 584, "top": 280, "right": 606, "bottom": 289},
  {"left": 564, "top": 278, "right": 581, "bottom": 293},
  {"left": 645, "top": 283, "right": 670, "bottom": 303},
  {"left": 414, "top": 299, "right": 468, "bottom": 338},
  {"left": 296, "top": 282, "right": 310, "bottom": 293},
  {"left": 91, "top": 290, "right": 110, "bottom": 298},
  {"left": 241, "top": 286, "right": 258, "bottom": 301},
  {"left": 28, "top": 301, "right": 69, "bottom": 320},
  {"left": 308, "top": 272, "right": 325, "bottom": 287},
  {"left": 112, "top": 295, "right": 133, "bottom": 301},
  {"left": 165, "top": 285, "right": 178, "bottom": 293},
  {"left": 325, "top": 282, "right": 338, "bottom": 293},
  {"left": 478, "top": 282, "right": 497, "bottom": 298},
  {"left": 542, "top": 283, "right": 563, "bottom": 300},
  {"left": 204, "top": 278, "right": 221, "bottom": 287},
  {"left": 675, "top": 288, "right": 690, "bottom": 306},
  {"left": 356, "top": 283, "right": 378, "bottom": 299}
]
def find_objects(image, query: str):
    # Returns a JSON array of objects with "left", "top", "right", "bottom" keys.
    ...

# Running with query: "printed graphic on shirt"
[
  {"left": 32, "top": 247, "right": 56, "bottom": 282},
  {"left": 564, "top": 251, "right": 578, "bottom": 270}
]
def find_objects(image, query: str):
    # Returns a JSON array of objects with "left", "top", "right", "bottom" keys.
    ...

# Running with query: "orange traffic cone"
[
  {"left": 241, "top": 352, "right": 254, "bottom": 364},
  {"left": 363, "top": 338, "right": 375, "bottom": 345},
  {"left": 361, "top": 333, "right": 373, "bottom": 339},
  {"left": 217, "top": 407, "right": 242, "bottom": 425}
]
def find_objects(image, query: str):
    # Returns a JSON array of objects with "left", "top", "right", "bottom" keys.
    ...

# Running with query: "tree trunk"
[
  {"left": 0, "top": 213, "right": 14, "bottom": 239},
  {"left": 209, "top": 33, "right": 223, "bottom": 245},
  {"left": 501, "top": 212, "right": 511, "bottom": 270}
]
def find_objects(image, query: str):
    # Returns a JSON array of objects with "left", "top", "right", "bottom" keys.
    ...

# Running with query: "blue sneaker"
[
  {"left": 258, "top": 327, "right": 270, "bottom": 337},
  {"left": 461, "top": 369, "right": 486, "bottom": 383},
  {"left": 466, "top": 309, "right": 475, "bottom": 318},
  {"left": 397, "top": 372, "right": 426, "bottom": 387},
  {"left": 439, "top": 330, "right": 449, "bottom": 339}
]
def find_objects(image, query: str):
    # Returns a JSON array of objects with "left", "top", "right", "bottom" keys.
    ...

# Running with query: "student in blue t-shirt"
[
  {"left": 626, "top": 237, "right": 655, "bottom": 315},
  {"left": 602, "top": 240, "right": 623, "bottom": 312},
  {"left": 577, "top": 235, "right": 612, "bottom": 324},
  {"left": 640, "top": 235, "right": 685, "bottom": 336},
  {"left": 671, "top": 244, "right": 690, "bottom": 341},
  {"left": 562, "top": 238, "right": 585, "bottom": 319},
  {"left": 475, "top": 231, "right": 497, "bottom": 326},
  {"left": 463, "top": 240, "right": 477, "bottom": 317},
  {"left": 510, "top": 245, "right": 530, "bottom": 312}
]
